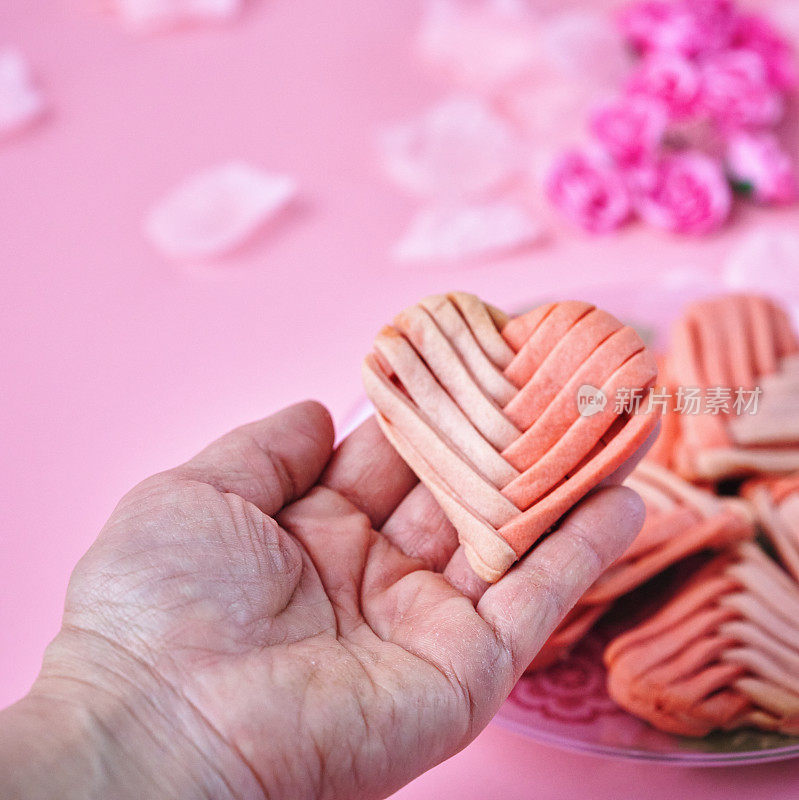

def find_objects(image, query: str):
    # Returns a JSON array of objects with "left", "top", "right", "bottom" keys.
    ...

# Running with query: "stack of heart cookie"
[
  {"left": 363, "top": 290, "right": 799, "bottom": 739},
  {"left": 605, "top": 542, "right": 799, "bottom": 736}
]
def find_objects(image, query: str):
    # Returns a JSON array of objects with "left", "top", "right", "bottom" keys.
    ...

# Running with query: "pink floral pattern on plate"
[{"left": 510, "top": 632, "right": 619, "bottom": 725}]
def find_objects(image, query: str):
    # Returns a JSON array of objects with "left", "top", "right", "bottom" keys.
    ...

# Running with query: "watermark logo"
[
  {"left": 574, "top": 385, "right": 763, "bottom": 416},
  {"left": 577, "top": 384, "right": 607, "bottom": 417}
]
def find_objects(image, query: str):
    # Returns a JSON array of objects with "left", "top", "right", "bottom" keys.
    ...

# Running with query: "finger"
[
  {"left": 443, "top": 546, "right": 489, "bottom": 603},
  {"left": 172, "top": 400, "right": 334, "bottom": 516},
  {"left": 478, "top": 485, "right": 645, "bottom": 677},
  {"left": 380, "top": 484, "right": 459, "bottom": 571},
  {"left": 322, "top": 415, "right": 418, "bottom": 527}
]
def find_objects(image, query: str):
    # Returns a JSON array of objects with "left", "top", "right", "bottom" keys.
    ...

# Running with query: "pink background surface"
[{"left": 2, "top": 0, "right": 798, "bottom": 796}]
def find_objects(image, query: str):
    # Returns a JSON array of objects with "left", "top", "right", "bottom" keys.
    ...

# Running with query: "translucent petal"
[
  {"left": 379, "top": 96, "right": 521, "bottom": 198},
  {"left": 416, "top": 0, "right": 540, "bottom": 91},
  {"left": 393, "top": 201, "right": 542, "bottom": 262},
  {"left": 539, "top": 10, "right": 631, "bottom": 89},
  {"left": 0, "top": 50, "right": 44, "bottom": 136},
  {"left": 112, "top": 0, "right": 240, "bottom": 32},
  {"left": 144, "top": 162, "right": 297, "bottom": 260},
  {"left": 723, "top": 229, "right": 799, "bottom": 326}
]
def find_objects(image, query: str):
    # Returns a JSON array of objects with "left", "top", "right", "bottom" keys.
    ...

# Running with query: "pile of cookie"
[
  {"left": 534, "top": 294, "right": 799, "bottom": 737},
  {"left": 362, "top": 290, "right": 799, "bottom": 737}
]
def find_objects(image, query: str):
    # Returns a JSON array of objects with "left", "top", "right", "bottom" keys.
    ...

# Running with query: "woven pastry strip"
[
  {"left": 526, "top": 462, "right": 754, "bottom": 671},
  {"left": 743, "top": 473, "right": 799, "bottom": 583},
  {"left": 604, "top": 542, "right": 799, "bottom": 737},
  {"left": 363, "top": 292, "right": 659, "bottom": 581},
  {"left": 665, "top": 294, "right": 799, "bottom": 481}
]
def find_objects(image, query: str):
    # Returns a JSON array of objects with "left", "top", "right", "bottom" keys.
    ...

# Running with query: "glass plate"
[{"left": 342, "top": 272, "right": 799, "bottom": 765}]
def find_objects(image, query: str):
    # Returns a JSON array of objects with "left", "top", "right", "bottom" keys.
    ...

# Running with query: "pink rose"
[
  {"left": 690, "top": 0, "right": 738, "bottom": 52},
  {"left": 627, "top": 52, "right": 701, "bottom": 120},
  {"left": 546, "top": 148, "right": 632, "bottom": 233},
  {"left": 730, "top": 13, "right": 798, "bottom": 92},
  {"left": 700, "top": 49, "right": 784, "bottom": 130},
  {"left": 589, "top": 95, "right": 668, "bottom": 167},
  {"left": 726, "top": 131, "right": 798, "bottom": 205},
  {"left": 636, "top": 151, "right": 732, "bottom": 234},
  {"left": 617, "top": 1, "right": 702, "bottom": 56}
]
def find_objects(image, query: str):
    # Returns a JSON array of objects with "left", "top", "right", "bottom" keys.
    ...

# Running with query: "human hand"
[{"left": 1, "top": 401, "right": 644, "bottom": 800}]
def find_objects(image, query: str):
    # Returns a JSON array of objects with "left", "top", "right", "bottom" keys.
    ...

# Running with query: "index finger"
[{"left": 321, "top": 415, "right": 418, "bottom": 527}]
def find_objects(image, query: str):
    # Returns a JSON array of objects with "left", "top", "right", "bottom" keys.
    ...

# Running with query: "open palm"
[{"left": 41, "top": 401, "right": 643, "bottom": 800}]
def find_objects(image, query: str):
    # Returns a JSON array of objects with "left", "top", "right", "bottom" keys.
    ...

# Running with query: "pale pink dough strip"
[
  {"left": 445, "top": 292, "right": 516, "bottom": 369},
  {"left": 374, "top": 413, "right": 517, "bottom": 582},
  {"left": 720, "top": 620, "right": 799, "bottom": 676},
  {"left": 693, "top": 447, "right": 799, "bottom": 481},
  {"left": 393, "top": 305, "right": 520, "bottom": 449},
  {"left": 373, "top": 329, "right": 518, "bottom": 487},
  {"left": 362, "top": 355, "right": 518, "bottom": 526},
  {"left": 724, "top": 647, "right": 799, "bottom": 697},
  {"left": 734, "top": 678, "right": 799, "bottom": 727},
  {"left": 418, "top": 294, "right": 516, "bottom": 405}
]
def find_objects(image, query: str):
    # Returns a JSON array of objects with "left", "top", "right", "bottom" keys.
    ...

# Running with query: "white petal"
[
  {"left": 0, "top": 50, "right": 45, "bottom": 136},
  {"left": 723, "top": 229, "right": 799, "bottom": 326},
  {"left": 539, "top": 10, "right": 631, "bottom": 88},
  {"left": 393, "top": 201, "right": 543, "bottom": 263},
  {"left": 416, "top": 0, "right": 540, "bottom": 91},
  {"left": 145, "top": 162, "right": 297, "bottom": 260},
  {"left": 112, "top": 0, "right": 240, "bottom": 32},
  {"left": 379, "top": 95, "right": 522, "bottom": 198}
]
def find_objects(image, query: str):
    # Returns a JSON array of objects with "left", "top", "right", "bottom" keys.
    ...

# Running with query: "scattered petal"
[
  {"left": 416, "top": 0, "right": 539, "bottom": 91},
  {"left": 393, "top": 201, "right": 542, "bottom": 262},
  {"left": 540, "top": 10, "right": 631, "bottom": 89},
  {"left": 499, "top": 76, "right": 592, "bottom": 143},
  {"left": 144, "top": 162, "right": 297, "bottom": 260},
  {"left": 379, "top": 96, "right": 521, "bottom": 198},
  {"left": 110, "top": 0, "right": 240, "bottom": 33},
  {"left": 724, "top": 229, "right": 799, "bottom": 301},
  {"left": 0, "top": 49, "right": 45, "bottom": 137}
]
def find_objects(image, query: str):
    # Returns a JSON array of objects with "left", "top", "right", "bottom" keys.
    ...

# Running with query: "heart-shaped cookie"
[
  {"left": 605, "top": 542, "right": 799, "bottom": 737},
  {"left": 665, "top": 294, "right": 799, "bottom": 481},
  {"left": 362, "top": 292, "right": 659, "bottom": 582}
]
